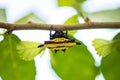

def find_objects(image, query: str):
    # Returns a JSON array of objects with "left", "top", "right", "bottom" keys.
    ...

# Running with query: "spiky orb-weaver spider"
[{"left": 38, "top": 26, "right": 81, "bottom": 53}]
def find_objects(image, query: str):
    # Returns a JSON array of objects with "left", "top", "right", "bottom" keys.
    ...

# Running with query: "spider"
[{"left": 38, "top": 26, "right": 81, "bottom": 53}]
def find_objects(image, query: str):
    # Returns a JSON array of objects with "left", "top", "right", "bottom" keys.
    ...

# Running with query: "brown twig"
[{"left": 0, "top": 22, "right": 120, "bottom": 31}]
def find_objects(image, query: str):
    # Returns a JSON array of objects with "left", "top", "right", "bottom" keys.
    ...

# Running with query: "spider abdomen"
[{"left": 38, "top": 27, "right": 81, "bottom": 53}]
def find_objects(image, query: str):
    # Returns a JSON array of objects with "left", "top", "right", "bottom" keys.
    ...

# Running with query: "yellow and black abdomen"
[
  {"left": 38, "top": 29, "right": 81, "bottom": 53},
  {"left": 44, "top": 38, "right": 80, "bottom": 51}
]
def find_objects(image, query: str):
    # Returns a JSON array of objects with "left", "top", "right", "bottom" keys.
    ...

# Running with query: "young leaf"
[
  {"left": 92, "top": 39, "right": 113, "bottom": 57},
  {"left": 101, "top": 33, "right": 120, "bottom": 80},
  {"left": 58, "top": 0, "right": 87, "bottom": 20},
  {"left": 64, "top": 14, "right": 79, "bottom": 36},
  {"left": 89, "top": 8, "right": 120, "bottom": 22},
  {"left": 17, "top": 41, "right": 45, "bottom": 61},
  {"left": 15, "top": 13, "right": 44, "bottom": 23},
  {"left": 50, "top": 41, "right": 99, "bottom": 80},
  {"left": 64, "top": 14, "right": 79, "bottom": 24},
  {"left": 0, "top": 8, "right": 7, "bottom": 22},
  {"left": 58, "top": 0, "right": 86, "bottom": 7},
  {"left": 58, "top": 0, "right": 74, "bottom": 6},
  {"left": 0, "top": 34, "right": 36, "bottom": 80}
]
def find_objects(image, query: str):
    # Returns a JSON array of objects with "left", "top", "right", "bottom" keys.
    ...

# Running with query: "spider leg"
[
  {"left": 64, "top": 27, "right": 68, "bottom": 38},
  {"left": 62, "top": 49, "right": 66, "bottom": 53},
  {"left": 54, "top": 50, "right": 58, "bottom": 53},
  {"left": 38, "top": 44, "right": 44, "bottom": 48},
  {"left": 50, "top": 25, "right": 53, "bottom": 40},
  {"left": 76, "top": 42, "right": 81, "bottom": 45}
]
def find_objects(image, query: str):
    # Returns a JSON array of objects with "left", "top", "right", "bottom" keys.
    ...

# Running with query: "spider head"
[{"left": 50, "top": 30, "right": 67, "bottom": 40}]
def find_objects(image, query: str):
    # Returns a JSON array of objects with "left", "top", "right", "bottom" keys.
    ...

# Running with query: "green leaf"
[
  {"left": 113, "top": 32, "right": 120, "bottom": 40},
  {"left": 0, "top": 8, "right": 7, "bottom": 22},
  {"left": 58, "top": 0, "right": 87, "bottom": 19},
  {"left": 92, "top": 39, "right": 113, "bottom": 57},
  {"left": 50, "top": 41, "right": 99, "bottom": 80},
  {"left": 17, "top": 41, "right": 45, "bottom": 61},
  {"left": 58, "top": 0, "right": 74, "bottom": 6},
  {"left": 64, "top": 14, "right": 79, "bottom": 24},
  {"left": 101, "top": 50, "right": 120, "bottom": 80},
  {"left": 0, "top": 34, "right": 36, "bottom": 80},
  {"left": 64, "top": 14, "right": 79, "bottom": 36},
  {"left": 89, "top": 8, "right": 120, "bottom": 21},
  {"left": 101, "top": 33, "right": 120, "bottom": 80},
  {"left": 112, "top": 32, "right": 120, "bottom": 52},
  {"left": 15, "top": 13, "right": 44, "bottom": 23},
  {"left": 68, "top": 30, "right": 77, "bottom": 36},
  {"left": 58, "top": 0, "right": 86, "bottom": 7}
]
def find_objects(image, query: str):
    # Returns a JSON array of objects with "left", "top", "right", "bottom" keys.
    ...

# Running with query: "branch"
[{"left": 0, "top": 22, "right": 120, "bottom": 31}]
